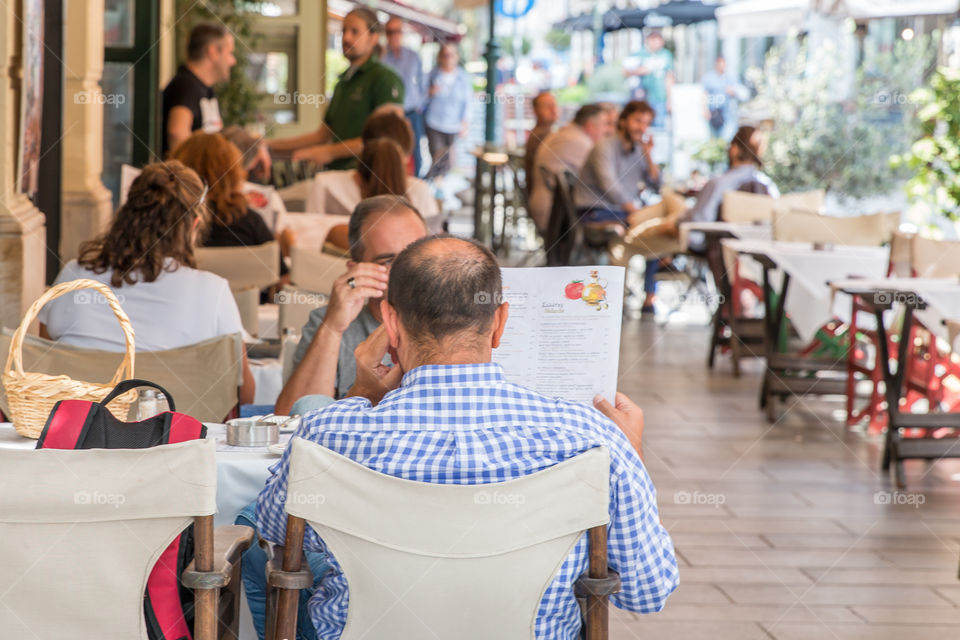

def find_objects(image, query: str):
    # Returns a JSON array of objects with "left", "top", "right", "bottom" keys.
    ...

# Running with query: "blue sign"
[{"left": 496, "top": 0, "right": 535, "bottom": 18}]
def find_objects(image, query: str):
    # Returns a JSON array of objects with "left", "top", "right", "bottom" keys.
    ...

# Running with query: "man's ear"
[
  {"left": 380, "top": 299, "right": 401, "bottom": 349},
  {"left": 490, "top": 301, "right": 510, "bottom": 349}
]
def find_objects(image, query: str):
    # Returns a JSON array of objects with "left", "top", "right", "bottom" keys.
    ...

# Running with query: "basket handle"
[{"left": 4, "top": 278, "right": 135, "bottom": 386}]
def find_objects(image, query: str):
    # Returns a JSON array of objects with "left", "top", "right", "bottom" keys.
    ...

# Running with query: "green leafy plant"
[
  {"left": 746, "top": 31, "right": 933, "bottom": 201},
  {"left": 890, "top": 67, "right": 960, "bottom": 220},
  {"left": 175, "top": 0, "right": 263, "bottom": 127}
]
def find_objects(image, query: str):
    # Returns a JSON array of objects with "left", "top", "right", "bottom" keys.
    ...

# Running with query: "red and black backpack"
[{"left": 36, "top": 379, "right": 207, "bottom": 640}]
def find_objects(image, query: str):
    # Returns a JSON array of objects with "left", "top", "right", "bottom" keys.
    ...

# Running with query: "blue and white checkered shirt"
[{"left": 257, "top": 362, "right": 678, "bottom": 639}]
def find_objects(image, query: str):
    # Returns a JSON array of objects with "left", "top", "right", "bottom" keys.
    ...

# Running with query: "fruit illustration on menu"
[{"left": 565, "top": 270, "right": 608, "bottom": 310}]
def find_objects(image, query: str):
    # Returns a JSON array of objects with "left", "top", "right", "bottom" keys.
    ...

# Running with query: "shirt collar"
[
  {"left": 399, "top": 362, "right": 506, "bottom": 389},
  {"left": 342, "top": 56, "right": 378, "bottom": 80}
]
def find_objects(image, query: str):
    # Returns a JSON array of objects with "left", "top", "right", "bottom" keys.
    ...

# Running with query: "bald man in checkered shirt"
[{"left": 257, "top": 236, "right": 678, "bottom": 639}]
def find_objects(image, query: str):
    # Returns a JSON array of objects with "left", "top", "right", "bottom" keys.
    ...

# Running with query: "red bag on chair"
[{"left": 37, "top": 379, "right": 206, "bottom": 640}]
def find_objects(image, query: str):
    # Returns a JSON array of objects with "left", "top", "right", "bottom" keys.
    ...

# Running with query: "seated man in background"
[
  {"left": 257, "top": 235, "right": 678, "bottom": 639},
  {"left": 273, "top": 195, "right": 427, "bottom": 415},
  {"left": 674, "top": 125, "right": 778, "bottom": 252},
  {"left": 617, "top": 126, "right": 779, "bottom": 312},
  {"left": 574, "top": 100, "right": 659, "bottom": 225},
  {"left": 527, "top": 103, "right": 614, "bottom": 231},
  {"left": 524, "top": 91, "right": 559, "bottom": 194},
  {"left": 576, "top": 100, "right": 661, "bottom": 312}
]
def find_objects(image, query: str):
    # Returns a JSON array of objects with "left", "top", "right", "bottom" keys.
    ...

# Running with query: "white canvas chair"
[
  {"left": 276, "top": 247, "right": 348, "bottom": 332},
  {"left": 721, "top": 189, "right": 825, "bottom": 224},
  {"left": 264, "top": 439, "right": 618, "bottom": 640},
  {"left": 195, "top": 242, "right": 280, "bottom": 337},
  {"left": 0, "top": 332, "right": 243, "bottom": 423},
  {"left": 0, "top": 439, "right": 253, "bottom": 639},
  {"left": 772, "top": 209, "right": 898, "bottom": 246},
  {"left": 910, "top": 235, "right": 960, "bottom": 278}
]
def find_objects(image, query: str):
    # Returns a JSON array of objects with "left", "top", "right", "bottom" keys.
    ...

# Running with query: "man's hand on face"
[
  {"left": 593, "top": 392, "right": 644, "bottom": 459},
  {"left": 640, "top": 132, "right": 654, "bottom": 158},
  {"left": 322, "top": 263, "right": 389, "bottom": 336},
  {"left": 346, "top": 325, "right": 403, "bottom": 405}
]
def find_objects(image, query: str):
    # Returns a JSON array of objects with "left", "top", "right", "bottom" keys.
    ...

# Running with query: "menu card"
[{"left": 494, "top": 266, "right": 625, "bottom": 404}]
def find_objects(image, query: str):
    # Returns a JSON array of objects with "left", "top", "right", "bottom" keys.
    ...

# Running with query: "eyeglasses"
[{"left": 386, "top": 29, "right": 402, "bottom": 35}]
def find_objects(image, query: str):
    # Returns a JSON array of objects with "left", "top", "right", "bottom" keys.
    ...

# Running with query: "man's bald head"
[{"left": 387, "top": 236, "right": 502, "bottom": 346}]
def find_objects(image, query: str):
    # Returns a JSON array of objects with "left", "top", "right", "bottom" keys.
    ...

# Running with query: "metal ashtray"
[{"left": 226, "top": 417, "right": 279, "bottom": 447}]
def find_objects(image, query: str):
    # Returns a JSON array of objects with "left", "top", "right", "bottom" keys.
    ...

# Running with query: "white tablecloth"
[
  {"left": 830, "top": 277, "right": 960, "bottom": 349},
  {"left": 722, "top": 240, "right": 890, "bottom": 343},
  {"left": 249, "top": 359, "right": 283, "bottom": 406}
]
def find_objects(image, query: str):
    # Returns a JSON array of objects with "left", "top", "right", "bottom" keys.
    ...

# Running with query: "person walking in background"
[
  {"left": 702, "top": 56, "right": 748, "bottom": 140},
  {"left": 382, "top": 17, "right": 427, "bottom": 177},
  {"left": 524, "top": 91, "right": 558, "bottom": 196},
  {"left": 424, "top": 43, "right": 472, "bottom": 181},
  {"left": 625, "top": 29, "right": 674, "bottom": 128},
  {"left": 161, "top": 23, "right": 235, "bottom": 156}
]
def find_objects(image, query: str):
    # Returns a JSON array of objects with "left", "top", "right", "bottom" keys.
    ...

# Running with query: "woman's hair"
[
  {"left": 357, "top": 138, "right": 407, "bottom": 199},
  {"left": 361, "top": 110, "right": 414, "bottom": 156},
  {"left": 78, "top": 161, "right": 209, "bottom": 287},
  {"left": 729, "top": 126, "right": 764, "bottom": 166},
  {"left": 170, "top": 132, "right": 248, "bottom": 226}
]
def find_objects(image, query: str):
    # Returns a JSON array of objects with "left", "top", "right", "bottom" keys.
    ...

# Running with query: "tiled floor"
[{"left": 610, "top": 319, "right": 960, "bottom": 639}]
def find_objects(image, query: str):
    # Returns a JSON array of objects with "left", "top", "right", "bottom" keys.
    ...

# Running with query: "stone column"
[
  {"left": 0, "top": 0, "right": 47, "bottom": 332},
  {"left": 61, "top": 0, "right": 112, "bottom": 262}
]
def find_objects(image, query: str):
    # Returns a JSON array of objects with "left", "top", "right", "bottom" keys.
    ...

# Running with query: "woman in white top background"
[
  {"left": 39, "top": 160, "right": 255, "bottom": 404},
  {"left": 306, "top": 110, "right": 441, "bottom": 232}
]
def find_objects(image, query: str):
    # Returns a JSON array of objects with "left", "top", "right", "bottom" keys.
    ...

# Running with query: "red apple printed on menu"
[{"left": 565, "top": 280, "right": 584, "bottom": 300}]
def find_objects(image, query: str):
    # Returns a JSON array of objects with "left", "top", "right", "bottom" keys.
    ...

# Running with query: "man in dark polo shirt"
[
  {"left": 267, "top": 7, "right": 403, "bottom": 171},
  {"left": 161, "top": 23, "right": 235, "bottom": 156}
]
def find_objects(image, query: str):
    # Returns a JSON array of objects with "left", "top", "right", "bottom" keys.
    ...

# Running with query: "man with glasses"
[
  {"left": 267, "top": 8, "right": 404, "bottom": 171},
  {"left": 273, "top": 196, "right": 427, "bottom": 414},
  {"left": 382, "top": 17, "right": 427, "bottom": 177}
]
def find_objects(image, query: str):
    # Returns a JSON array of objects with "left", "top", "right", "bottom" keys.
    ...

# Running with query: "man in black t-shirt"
[{"left": 161, "top": 23, "right": 236, "bottom": 156}]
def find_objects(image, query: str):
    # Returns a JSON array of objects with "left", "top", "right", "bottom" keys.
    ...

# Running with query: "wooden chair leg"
[{"left": 194, "top": 515, "right": 220, "bottom": 640}]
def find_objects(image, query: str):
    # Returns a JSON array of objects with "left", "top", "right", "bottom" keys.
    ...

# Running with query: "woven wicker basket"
[{"left": 3, "top": 279, "right": 136, "bottom": 438}]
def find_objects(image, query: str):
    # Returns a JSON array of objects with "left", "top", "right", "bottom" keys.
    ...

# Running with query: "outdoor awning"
[
  {"left": 554, "top": 1, "right": 718, "bottom": 33},
  {"left": 606, "top": 1, "right": 719, "bottom": 31},
  {"left": 836, "top": 0, "right": 960, "bottom": 19},
  {"left": 718, "top": 0, "right": 960, "bottom": 39},
  {"left": 716, "top": 0, "right": 809, "bottom": 39}
]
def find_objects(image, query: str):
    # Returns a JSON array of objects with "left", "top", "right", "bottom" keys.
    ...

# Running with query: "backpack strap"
[
  {"left": 101, "top": 379, "right": 177, "bottom": 412},
  {"left": 35, "top": 400, "right": 95, "bottom": 450}
]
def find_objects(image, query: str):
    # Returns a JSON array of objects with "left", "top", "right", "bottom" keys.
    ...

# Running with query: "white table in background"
[
  {"left": 722, "top": 240, "right": 890, "bottom": 343},
  {"left": 829, "top": 277, "right": 960, "bottom": 486}
]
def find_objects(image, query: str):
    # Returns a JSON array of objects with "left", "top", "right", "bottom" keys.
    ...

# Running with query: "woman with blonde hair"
[{"left": 40, "top": 160, "right": 255, "bottom": 403}]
